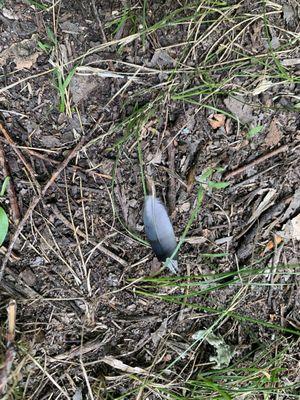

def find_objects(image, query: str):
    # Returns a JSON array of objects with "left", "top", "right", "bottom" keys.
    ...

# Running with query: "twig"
[
  {"left": 91, "top": 0, "right": 117, "bottom": 75},
  {"left": 0, "top": 197, "right": 41, "bottom": 282},
  {"left": 0, "top": 142, "right": 21, "bottom": 223},
  {"left": 25, "top": 148, "right": 112, "bottom": 180},
  {"left": 50, "top": 339, "right": 103, "bottom": 362},
  {"left": 51, "top": 205, "right": 127, "bottom": 267},
  {"left": 0, "top": 247, "right": 19, "bottom": 262},
  {"left": 1, "top": 265, "right": 41, "bottom": 298},
  {"left": 0, "top": 132, "right": 92, "bottom": 282},
  {"left": 167, "top": 143, "right": 177, "bottom": 214},
  {"left": 0, "top": 276, "right": 36, "bottom": 298},
  {"left": 27, "top": 354, "right": 70, "bottom": 400},
  {"left": 236, "top": 199, "right": 290, "bottom": 262},
  {"left": 0, "top": 121, "right": 40, "bottom": 192},
  {"left": 224, "top": 145, "right": 288, "bottom": 179},
  {"left": 91, "top": 0, "right": 107, "bottom": 43}
]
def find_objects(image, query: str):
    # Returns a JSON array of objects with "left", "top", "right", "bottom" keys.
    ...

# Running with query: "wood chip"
[{"left": 265, "top": 119, "right": 282, "bottom": 147}]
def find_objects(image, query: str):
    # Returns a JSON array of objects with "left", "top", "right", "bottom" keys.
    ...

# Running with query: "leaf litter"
[
  {"left": 224, "top": 95, "right": 255, "bottom": 125},
  {"left": 207, "top": 113, "right": 226, "bottom": 129},
  {"left": 265, "top": 118, "right": 282, "bottom": 147},
  {"left": 0, "top": 0, "right": 299, "bottom": 398},
  {"left": 192, "top": 330, "right": 235, "bottom": 369},
  {"left": 0, "top": 34, "right": 40, "bottom": 69}
]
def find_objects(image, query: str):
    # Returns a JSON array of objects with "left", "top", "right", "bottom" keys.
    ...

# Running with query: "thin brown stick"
[
  {"left": 51, "top": 205, "right": 127, "bottom": 267},
  {"left": 91, "top": 0, "right": 107, "bottom": 43},
  {"left": 0, "top": 132, "right": 92, "bottom": 281},
  {"left": 25, "top": 148, "right": 112, "bottom": 180},
  {"left": 224, "top": 145, "right": 288, "bottom": 179},
  {"left": 0, "top": 142, "right": 21, "bottom": 223},
  {"left": 0, "top": 121, "right": 40, "bottom": 191},
  {"left": 167, "top": 143, "right": 177, "bottom": 214},
  {"left": 91, "top": 0, "right": 118, "bottom": 77},
  {"left": 27, "top": 354, "right": 71, "bottom": 400},
  {"left": 0, "top": 121, "right": 112, "bottom": 181}
]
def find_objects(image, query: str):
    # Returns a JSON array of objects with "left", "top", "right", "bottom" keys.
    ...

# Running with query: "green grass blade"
[
  {"left": 0, "top": 206, "right": 9, "bottom": 246},
  {"left": 0, "top": 176, "right": 10, "bottom": 197}
]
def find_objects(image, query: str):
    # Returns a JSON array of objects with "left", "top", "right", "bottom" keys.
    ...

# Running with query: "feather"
[{"left": 143, "top": 194, "right": 178, "bottom": 273}]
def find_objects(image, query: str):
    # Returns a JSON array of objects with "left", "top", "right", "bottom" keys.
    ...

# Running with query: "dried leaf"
[
  {"left": 72, "top": 388, "right": 83, "bottom": 400},
  {"left": 224, "top": 96, "right": 254, "bottom": 125},
  {"left": 252, "top": 79, "right": 273, "bottom": 96},
  {"left": 184, "top": 236, "right": 207, "bottom": 245},
  {"left": 248, "top": 189, "right": 276, "bottom": 225},
  {"left": 178, "top": 202, "right": 191, "bottom": 212},
  {"left": 0, "top": 35, "right": 40, "bottom": 69},
  {"left": 151, "top": 49, "right": 175, "bottom": 67},
  {"left": 283, "top": 4, "right": 296, "bottom": 25},
  {"left": 215, "top": 236, "right": 233, "bottom": 245},
  {"left": 151, "top": 320, "right": 168, "bottom": 346},
  {"left": 70, "top": 75, "right": 100, "bottom": 104},
  {"left": 282, "top": 188, "right": 300, "bottom": 221},
  {"left": 260, "top": 235, "right": 283, "bottom": 255},
  {"left": 1, "top": 8, "right": 19, "bottom": 20},
  {"left": 283, "top": 214, "right": 300, "bottom": 240},
  {"left": 208, "top": 114, "right": 226, "bottom": 129},
  {"left": 186, "top": 164, "right": 196, "bottom": 192},
  {"left": 250, "top": 21, "right": 262, "bottom": 49},
  {"left": 192, "top": 330, "right": 234, "bottom": 369},
  {"left": 100, "top": 356, "right": 148, "bottom": 375},
  {"left": 15, "top": 52, "right": 40, "bottom": 69},
  {"left": 149, "top": 150, "right": 162, "bottom": 165},
  {"left": 265, "top": 119, "right": 282, "bottom": 147},
  {"left": 281, "top": 58, "right": 300, "bottom": 67}
]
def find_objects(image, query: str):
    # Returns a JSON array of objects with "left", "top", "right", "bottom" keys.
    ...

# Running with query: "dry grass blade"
[
  {"left": 0, "top": 129, "right": 94, "bottom": 281},
  {"left": 100, "top": 356, "right": 149, "bottom": 375},
  {"left": 27, "top": 355, "right": 70, "bottom": 399},
  {"left": 0, "top": 1, "right": 299, "bottom": 398},
  {"left": 51, "top": 205, "right": 127, "bottom": 267},
  {"left": 0, "top": 300, "right": 16, "bottom": 395},
  {"left": 0, "top": 121, "right": 40, "bottom": 193},
  {"left": 50, "top": 339, "right": 104, "bottom": 362},
  {"left": 0, "top": 142, "right": 20, "bottom": 224}
]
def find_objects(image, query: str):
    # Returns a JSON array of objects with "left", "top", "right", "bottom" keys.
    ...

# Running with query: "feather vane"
[{"left": 143, "top": 195, "right": 178, "bottom": 273}]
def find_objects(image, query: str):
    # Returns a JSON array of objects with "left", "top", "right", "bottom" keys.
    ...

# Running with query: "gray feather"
[{"left": 143, "top": 195, "right": 178, "bottom": 273}]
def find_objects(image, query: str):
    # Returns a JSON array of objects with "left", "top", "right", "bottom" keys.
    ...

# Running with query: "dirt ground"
[{"left": 0, "top": 0, "right": 300, "bottom": 399}]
